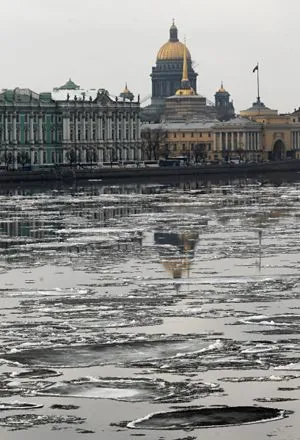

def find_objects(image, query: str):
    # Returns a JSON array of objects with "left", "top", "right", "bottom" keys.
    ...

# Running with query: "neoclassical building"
[
  {"left": 141, "top": 21, "right": 198, "bottom": 123},
  {"left": 0, "top": 79, "right": 141, "bottom": 169},
  {"left": 141, "top": 21, "right": 235, "bottom": 123}
]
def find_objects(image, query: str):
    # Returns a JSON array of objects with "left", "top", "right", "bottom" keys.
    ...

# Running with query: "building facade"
[
  {"left": 0, "top": 80, "right": 141, "bottom": 169},
  {"left": 240, "top": 98, "right": 300, "bottom": 160}
]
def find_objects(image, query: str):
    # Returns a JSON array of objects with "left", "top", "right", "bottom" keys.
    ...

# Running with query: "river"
[{"left": 0, "top": 174, "right": 299, "bottom": 439}]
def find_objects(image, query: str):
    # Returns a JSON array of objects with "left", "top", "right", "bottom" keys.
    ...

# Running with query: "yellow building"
[{"left": 240, "top": 98, "right": 300, "bottom": 160}]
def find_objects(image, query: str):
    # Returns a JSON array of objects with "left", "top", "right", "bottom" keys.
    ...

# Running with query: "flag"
[{"left": 253, "top": 64, "right": 258, "bottom": 73}]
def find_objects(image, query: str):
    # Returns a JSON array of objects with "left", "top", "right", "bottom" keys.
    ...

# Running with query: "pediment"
[{"left": 94, "top": 89, "right": 113, "bottom": 106}]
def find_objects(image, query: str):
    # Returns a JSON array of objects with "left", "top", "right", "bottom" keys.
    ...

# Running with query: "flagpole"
[{"left": 256, "top": 62, "right": 260, "bottom": 102}]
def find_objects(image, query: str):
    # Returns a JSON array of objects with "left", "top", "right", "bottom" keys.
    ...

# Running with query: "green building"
[{"left": 0, "top": 79, "right": 141, "bottom": 169}]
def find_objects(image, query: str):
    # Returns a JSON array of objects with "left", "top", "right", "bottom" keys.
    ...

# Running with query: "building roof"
[
  {"left": 215, "top": 116, "right": 261, "bottom": 128},
  {"left": 240, "top": 98, "right": 277, "bottom": 117},
  {"left": 51, "top": 88, "right": 133, "bottom": 103},
  {"left": 56, "top": 78, "right": 80, "bottom": 90}
]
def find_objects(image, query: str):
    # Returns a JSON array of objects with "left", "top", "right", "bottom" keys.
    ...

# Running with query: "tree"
[
  {"left": 193, "top": 143, "right": 207, "bottom": 163},
  {"left": 1, "top": 151, "right": 15, "bottom": 170},
  {"left": 17, "top": 151, "right": 31, "bottom": 170},
  {"left": 236, "top": 147, "right": 244, "bottom": 163},
  {"left": 66, "top": 149, "right": 77, "bottom": 167},
  {"left": 86, "top": 148, "right": 96, "bottom": 167},
  {"left": 141, "top": 126, "right": 167, "bottom": 160}
]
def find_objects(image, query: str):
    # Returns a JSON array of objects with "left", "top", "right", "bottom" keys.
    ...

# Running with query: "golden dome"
[
  {"left": 157, "top": 41, "right": 191, "bottom": 61},
  {"left": 175, "top": 87, "right": 196, "bottom": 96}
]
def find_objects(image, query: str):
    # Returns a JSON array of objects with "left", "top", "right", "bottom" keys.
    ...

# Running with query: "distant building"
[
  {"left": 141, "top": 21, "right": 198, "bottom": 122},
  {"left": 214, "top": 83, "right": 235, "bottom": 121},
  {"left": 240, "top": 98, "right": 300, "bottom": 160},
  {"left": 141, "top": 21, "right": 235, "bottom": 124},
  {"left": 142, "top": 93, "right": 300, "bottom": 162},
  {"left": 0, "top": 80, "right": 141, "bottom": 169}
]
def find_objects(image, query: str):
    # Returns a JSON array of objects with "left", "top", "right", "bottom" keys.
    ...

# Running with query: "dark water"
[{"left": 0, "top": 174, "right": 299, "bottom": 439}]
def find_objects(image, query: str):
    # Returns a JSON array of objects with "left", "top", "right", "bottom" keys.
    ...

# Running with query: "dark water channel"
[{"left": 0, "top": 174, "right": 299, "bottom": 439}]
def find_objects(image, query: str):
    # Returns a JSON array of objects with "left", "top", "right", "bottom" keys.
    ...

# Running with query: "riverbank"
[{"left": 0, "top": 160, "right": 300, "bottom": 183}]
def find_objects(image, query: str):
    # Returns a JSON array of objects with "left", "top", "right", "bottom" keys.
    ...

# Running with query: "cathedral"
[
  {"left": 141, "top": 21, "right": 300, "bottom": 162},
  {"left": 141, "top": 21, "right": 235, "bottom": 123}
]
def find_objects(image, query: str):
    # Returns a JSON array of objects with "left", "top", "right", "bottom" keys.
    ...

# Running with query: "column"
[
  {"left": 39, "top": 115, "right": 43, "bottom": 144},
  {"left": 12, "top": 113, "right": 17, "bottom": 143},
  {"left": 4, "top": 114, "right": 8, "bottom": 142},
  {"left": 90, "top": 115, "right": 93, "bottom": 143},
  {"left": 30, "top": 114, "right": 34, "bottom": 143},
  {"left": 98, "top": 148, "right": 103, "bottom": 163},
  {"left": 82, "top": 112, "right": 86, "bottom": 143},
  {"left": 75, "top": 114, "right": 79, "bottom": 143},
  {"left": 97, "top": 113, "right": 101, "bottom": 141},
  {"left": 130, "top": 113, "right": 134, "bottom": 141}
]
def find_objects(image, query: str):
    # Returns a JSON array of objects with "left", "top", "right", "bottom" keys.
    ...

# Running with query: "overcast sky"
[{"left": 0, "top": 0, "right": 299, "bottom": 113}]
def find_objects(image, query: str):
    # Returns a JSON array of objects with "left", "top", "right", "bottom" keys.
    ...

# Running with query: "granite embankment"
[{"left": 0, "top": 160, "right": 300, "bottom": 183}]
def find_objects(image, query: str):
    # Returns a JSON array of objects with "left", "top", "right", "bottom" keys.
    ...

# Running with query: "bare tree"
[
  {"left": 141, "top": 126, "right": 167, "bottom": 160},
  {"left": 66, "top": 149, "right": 77, "bottom": 167},
  {"left": 17, "top": 151, "right": 31, "bottom": 170},
  {"left": 86, "top": 147, "right": 96, "bottom": 167},
  {"left": 1, "top": 151, "right": 15, "bottom": 170},
  {"left": 193, "top": 143, "right": 207, "bottom": 163}
]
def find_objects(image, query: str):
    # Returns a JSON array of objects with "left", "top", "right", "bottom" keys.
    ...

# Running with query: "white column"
[
  {"left": 82, "top": 113, "right": 86, "bottom": 143},
  {"left": 136, "top": 113, "right": 140, "bottom": 141},
  {"left": 90, "top": 116, "right": 93, "bottom": 142},
  {"left": 98, "top": 148, "right": 103, "bottom": 163},
  {"left": 123, "top": 114, "right": 127, "bottom": 142},
  {"left": 97, "top": 114, "right": 102, "bottom": 141},
  {"left": 39, "top": 115, "right": 43, "bottom": 143},
  {"left": 12, "top": 114, "right": 17, "bottom": 143},
  {"left": 63, "top": 115, "right": 68, "bottom": 141},
  {"left": 5, "top": 115, "right": 8, "bottom": 142},
  {"left": 30, "top": 115, "right": 34, "bottom": 143},
  {"left": 130, "top": 114, "right": 134, "bottom": 141},
  {"left": 75, "top": 115, "right": 79, "bottom": 143}
]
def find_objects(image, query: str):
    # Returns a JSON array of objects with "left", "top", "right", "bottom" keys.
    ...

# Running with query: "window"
[
  {"left": 199, "top": 132, "right": 202, "bottom": 137},
  {"left": 208, "top": 133, "right": 211, "bottom": 138},
  {"left": 191, "top": 132, "right": 194, "bottom": 137},
  {"left": 43, "top": 151, "right": 46, "bottom": 163},
  {"left": 182, "top": 133, "right": 185, "bottom": 138},
  {"left": 174, "top": 133, "right": 176, "bottom": 138}
]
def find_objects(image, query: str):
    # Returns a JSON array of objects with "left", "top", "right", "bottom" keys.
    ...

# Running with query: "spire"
[
  {"left": 175, "top": 37, "right": 195, "bottom": 96},
  {"left": 180, "top": 38, "right": 190, "bottom": 88},
  {"left": 169, "top": 19, "right": 178, "bottom": 42}
]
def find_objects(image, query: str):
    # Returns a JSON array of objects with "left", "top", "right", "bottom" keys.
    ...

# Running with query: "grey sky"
[{"left": 0, "top": 0, "right": 298, "bottom": 112}]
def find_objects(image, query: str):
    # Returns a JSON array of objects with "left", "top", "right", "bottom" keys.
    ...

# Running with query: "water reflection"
[{"left": 154, "top": 231, "right": 199, "bottom": 279}]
